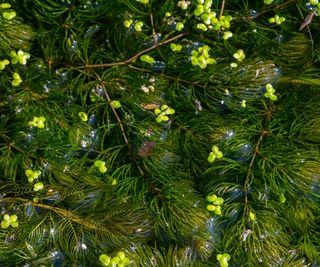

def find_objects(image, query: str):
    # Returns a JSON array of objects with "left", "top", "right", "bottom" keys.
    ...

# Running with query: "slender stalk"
[
  {"left": 248, "top": 0, "right": 297, "bottom": 20},
  {"left": 76, "top": 33, "right": 188, "bottom": 69}
]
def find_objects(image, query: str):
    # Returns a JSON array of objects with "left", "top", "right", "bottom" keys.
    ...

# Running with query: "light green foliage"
[
  {"left": 78, "top": 112, "right": 88, "bottom": 122},
  {"left": 99, "top": 251, "right": 131, "bottom": 266},
  {"left": 123, "top": 19, "right": 133, "bottom": 28},
  {"left": 10, "top": 50, "right": 30, "bottom": 65},
  {"left": 1, "top": 214, "right": 19, "bottom": 229},
  {"left": 268, "top": 14, "right": 285, "bottom": 25},
  {"left": 154, "top": 105, "right": 175, "bottom": 123},
  {"left": 264, "top": 0, "right": 274, "bottom": 4},
  {"left": 140, "top": 54, "right": 155, "bottom": 64},
  {"left": 28, "top": 116, "right": 46, "bottom": 128},
  {"left": 134, "top": 21, "right": 143, "bottom": 31},
  {"left": 175, "top": 22, "right": 184, "bottom": 31},
  {"left": 0, "top": 59, "right": 9, "bottom": 70},
  {"left": 216, "top": 254, "right": 230, "bottom": 267},
  {"left": 264, "top": 83, "right": 278, "bottom": 101},
  {"left": 111, "top": 100, "right": 122, "bottom": 108},
  {"left": 12, "top": 72, "right": 22, "bottom": 86},
  {"left": 94, "top": 160, "right": 107, "bottom": 173},
  {"left": 0, "top": 3, "right": 11, "bottom": 9},
  {"left": 0, "top": 1, "right": 320, "bottom": 267},
  {"left": 191, "top": 45, "right": 216, "bottom": 69},
  {"left": 2, "top": 11, "right": 16, "bottom": 20},
  {"left": 136, "top": 0, "right": 149, "bottom": 4},
  {"left": 170, "top": 43, "right": 182, "bottom": 52},
  {"left": 233, "top": 49, "right": 245, "bottom": 62},
  {"left": 33, "top": 182, "right": 44, "bottom": 191},
  {"left": 25, "top": 169, "right": 41, "bottom": 183},
  {"left": 207, "top": 145, "right": 223, "bottom": 163},
  {"left": 206, "top": 194, "right": 224, "bottom": 215}
]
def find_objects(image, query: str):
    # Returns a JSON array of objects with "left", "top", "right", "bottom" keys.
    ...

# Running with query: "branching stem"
[
  {"left": 244, "top": 131, "right": 267, "bottom": 204},
  {"left": 248, "top": 0, "right": 297, "bottom": 20}
]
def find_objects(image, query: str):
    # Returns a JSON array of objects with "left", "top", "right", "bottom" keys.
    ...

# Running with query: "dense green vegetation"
[{"left": 0, "top": 0, "right": 320, "bottom": 266}]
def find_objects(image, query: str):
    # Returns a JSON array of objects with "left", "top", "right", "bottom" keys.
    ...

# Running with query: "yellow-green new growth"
[
  {"left": 1, "top": 214, "right": 19, "bottom": 229},
  {"left": 12, "top": 72, "right": 22, "bottom": 86},
  {"left": 0, "top": 59, "right": 9, "bottom": 70},
  {"left": 28, "top": 116, "right": 46, "bottom": 128},
  {"left": 99, "top": 251, "right": 131, "bottom": 266},
  {"left": 25, "top": 169, "right": 41, "bottom": 183},
  {"left": 94, "top": 160, "right": 107, "bottom": 173},
  {"left": 264, "top": 83, "right": 278, "bottom": 101},
  {"left": 216, "top": 254, "right": 230, "bottom": 267},
  {"left": 154, "top": 105, "right": 175, "bottom": 123},
  {"left": 191, "top": 45, "right": 216, "bottom": 69},
  {"left": 208, "top": 145, "right": 223, "bottom": 162},
  {"left": 233, "top": 49, "right": 245, "bottom": 62}
]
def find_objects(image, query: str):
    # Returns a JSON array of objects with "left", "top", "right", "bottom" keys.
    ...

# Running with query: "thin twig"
[
  {"left": 248, "top": 0, "right": 297, "bottom": 20},
  {"left": 219, "top": 0, "right": 225, "bottom": 18},
  {"left": 94, "top": 73, "right": 129, "bottom": 145},
  {"left": 94, "top": 72, "right": 162, "bottom": 195},
  {"left": 243, "top": 131, "right": 267, "bottom": 204},
  {"left": 76, "top": 33, "right": 188, "bottom": 69},
  {"left": 128, "top": 65, "right": 206, "bottom": 88}
]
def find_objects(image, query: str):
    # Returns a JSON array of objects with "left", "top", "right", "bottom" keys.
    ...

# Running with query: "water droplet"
[
  {"left": 150, "top": 61, "right": 166, "bottom": 71},
  {"left": 85, "top": 24, "right": 100, "bottom": 38}
]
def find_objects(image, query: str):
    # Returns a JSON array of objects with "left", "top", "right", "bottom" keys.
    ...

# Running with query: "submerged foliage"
[{"left": 0, "top": 0, "right": 320, "bottom": 266}]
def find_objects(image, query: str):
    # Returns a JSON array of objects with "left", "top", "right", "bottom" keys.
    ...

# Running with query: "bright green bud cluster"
[
  {"left": 178, "top": 0, "right": 190, "bottom": 10},
  {"left": 123, "top": 19, "right": 133, "bottom": 28},
  {"left": 154, "top": 105, "right": 175, "bottom": 123},
  {"left": 78, "top": 112, "right": 88, "bottom": 121},
  {"left": 268, "top": 14, "right": 285, "bottom": 25},
  {"left": 233, "top": 49, "right": 245, "bottom": 62},
  {"left": 223, "top": 31, "right": 233, "bottom": 40},
  {"left": 34, "top": 182, "right": 44, "bottom": 191},
  {"left": 194, "top": 1, "right": 232, "bottom": 32},
  {"left": 216, "top": 253, "right": 231, "bottom": 267},
  {"left": 264, "top": 0, "right": 274, "bottom": 4},
  {"left": 264, "top": 83, "right": 277, "bottom": 101},
  {"left": 191, "top": 45, "right": 216, "bottom": 69},
  {"left": 134, "top": 21, "right": 143, "bottom": 31},
  {"left": 11, "top": 50, "right": 30, "bottom": 65},
  {"left": 0, "top": 3, "right": 11, "bottom": 9},
  {"left": 241, "top": 99, "right": 246, "bottom": 108},
  {"left": 1, "top": 214, "right": 19, "bottom": 229},
  {"left": 111, "top": 100, "right": 121, "bottom": 108},
  {"left": 99, "top": 251, "right": 131, "bottom": 266},
  {"left": 175, "top": 22, "right": 184, "bottom": 31},
  {"left": 136, "top": 0, "right": 149, "bottom": 4},
  {"left": 249, "top": 211, "right": 256, "bottom": 221},
  {"left": 12, "top": 72, "right": 22, "bottom": 86},
  {"left": 165, "top": 12, "right": 171, "bottom": 17},
  {"left": 310, "top": 0, "right": 319, "bottom": 5},
  {"left": 208, "top": 145, "right": 223, "bottom": 162},
  {"left": 28, "top": 116, "right": 46, "bottom": 128},
  {"left": 94, "top": 160, "right": 107, "bottom": 173},
  {"left": 2, "top": 11, "right": 15, "bottom": 20},
  {"left": 170, "top": 43, "right": 182, "bottom": 52},
  {"left": 206, "top": 194, "right": 224, "bottom": 215},
  {"left": 25, "top": 169, "right": 41, "bottom": 183},
  {"left": 0, "top": 59, "right": 9, "bottom": 70},
  {"left": 140, "top": 54, "right": 155, "bottom": 64},
  {"left": 279, "top": 193, "right": 286, "bottom": 203}
]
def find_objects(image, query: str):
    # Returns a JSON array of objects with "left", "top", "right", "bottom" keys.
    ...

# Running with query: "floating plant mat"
[{"left": 0, "top": 0, "right": 320, "bottom": 266}]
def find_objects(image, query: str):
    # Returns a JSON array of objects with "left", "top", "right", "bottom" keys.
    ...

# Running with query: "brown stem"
[
  {"left": 219, "top": 0, "right": 225, "bottom": 18},
  {"left": 128, "top": 65, "right": 206, "bottom": 88},
  {"left": 243, "top": 131, "right": 267, "bottom": 204},
  {"left": 248, "top": 0, "right": 297, "bottom": 20},
  {"left": 77, "top": 33, "right": 188, "bottom": 69}
]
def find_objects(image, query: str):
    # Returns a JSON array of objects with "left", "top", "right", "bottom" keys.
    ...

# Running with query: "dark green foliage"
[{"left": 0, "top": 0, "right": 320, "bottom": 266}]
